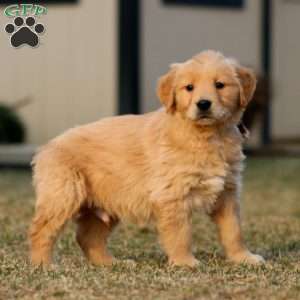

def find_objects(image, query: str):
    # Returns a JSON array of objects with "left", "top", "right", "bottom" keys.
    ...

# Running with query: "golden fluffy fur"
[{"left": 29, "top": 50, "right": 264, "bottom": 267}]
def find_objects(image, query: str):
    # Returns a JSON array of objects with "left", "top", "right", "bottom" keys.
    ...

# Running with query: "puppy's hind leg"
[
  {"left": 76, "top": 209, "right": 118, "bottom": 266},
  {"left": 29, "top": 170, "right": 87, "bottom": 267}
]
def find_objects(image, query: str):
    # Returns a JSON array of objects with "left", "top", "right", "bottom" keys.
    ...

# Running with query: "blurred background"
[{"left": 0, "top": 0, "right": 299, "bottom": 166}]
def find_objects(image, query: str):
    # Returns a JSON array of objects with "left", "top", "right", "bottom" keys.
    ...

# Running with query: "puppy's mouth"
[
  {"left": 198, "top": 112, "right": 214, "bottom": 120},
  {"left": 195, "top": 113, "right": 216, "bottom": 125},
  {"left": 199, "top": 115, "right": 211, "bottom": 119}
]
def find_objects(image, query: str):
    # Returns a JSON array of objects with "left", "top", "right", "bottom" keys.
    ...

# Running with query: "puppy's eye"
[
  {"left": 185, "top": 84, "right": 194, "bottom": 92},
  {"left": 215, "top": 81, "right": 225, "bottom": 89}
]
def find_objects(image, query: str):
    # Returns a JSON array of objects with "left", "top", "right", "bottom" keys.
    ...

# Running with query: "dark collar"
[{"left": 237, "top": 121, "right": 249, "bottom": 139}]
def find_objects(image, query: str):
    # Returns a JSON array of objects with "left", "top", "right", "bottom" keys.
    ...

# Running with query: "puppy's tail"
[{"left": 32, "top": 144, "right": 87, "bottom": 210}]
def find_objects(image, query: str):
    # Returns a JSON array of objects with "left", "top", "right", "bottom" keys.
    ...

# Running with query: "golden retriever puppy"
[{"left": 29, "top": 50, "right": 264, "bottom": 267}]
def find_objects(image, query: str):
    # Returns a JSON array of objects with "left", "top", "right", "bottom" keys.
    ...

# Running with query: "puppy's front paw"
[
  {"left": 30, "top": 252, "right": 52, "bottom": 268},
  {"left": 229, "top": 251, "right": 265, "bottom": 265},
  {"left": 169, "top": 255, "right": 200, "bottom": 268}
]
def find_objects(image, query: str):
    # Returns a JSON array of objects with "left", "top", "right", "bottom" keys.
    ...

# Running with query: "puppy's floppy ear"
[
  {"left": 235, "top": 65, "right": 257, "bottom": 108},
  {"left": 157, "top": 65, "right": 177, "bottom": 113}
]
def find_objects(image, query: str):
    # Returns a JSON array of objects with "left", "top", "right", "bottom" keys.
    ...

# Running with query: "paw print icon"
[{"left": 5, "top": 16, "right": 45, "bottom": 48}]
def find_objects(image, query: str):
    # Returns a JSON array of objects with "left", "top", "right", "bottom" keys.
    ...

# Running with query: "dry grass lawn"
[{"left": 0, "top": 158, "right": 300, "bottom": 300}]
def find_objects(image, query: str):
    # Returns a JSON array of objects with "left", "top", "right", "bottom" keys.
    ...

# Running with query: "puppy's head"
[{"left": 157, "top": 50, "right": 256, "bottom": 126}]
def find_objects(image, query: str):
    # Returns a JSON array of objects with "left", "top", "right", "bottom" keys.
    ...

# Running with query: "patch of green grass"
[{"left": 0, "top": 158, "right": 300, "bottom": 300}]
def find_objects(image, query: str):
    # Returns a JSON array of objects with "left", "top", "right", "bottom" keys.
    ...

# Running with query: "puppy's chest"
[{"left": 178, "top": 139, "right": 243, "bottom": 212}]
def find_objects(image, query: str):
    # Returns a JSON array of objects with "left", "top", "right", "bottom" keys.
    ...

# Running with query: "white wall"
[
  {"left": 1, "top": 0, "right": 298, "bottom": 144},
  {"left": 141, "top": 0, "right": 261, "bottom": 112},
  {"left": 272, "top": 0, "right": 300, "bottom": 139},
  {"left": 0, "top": 0, "right": 117, "bottom": 144}
]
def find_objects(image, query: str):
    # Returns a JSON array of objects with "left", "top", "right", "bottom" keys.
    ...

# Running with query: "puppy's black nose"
[{"left": 197, "top": 99, "right": 211, "bottom": 111}]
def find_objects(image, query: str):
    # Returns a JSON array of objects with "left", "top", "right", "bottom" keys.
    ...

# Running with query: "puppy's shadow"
[{"left": 193, "top": 249, "right": 226, "bottom": 265}]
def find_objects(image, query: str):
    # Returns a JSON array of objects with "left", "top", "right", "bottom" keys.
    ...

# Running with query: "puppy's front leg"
[
  {"left": 154, "top": 200, "right": 199, "bottom": 268},
  {"left": 211, "top": 190, "right": 264, "bottom": 264}
]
